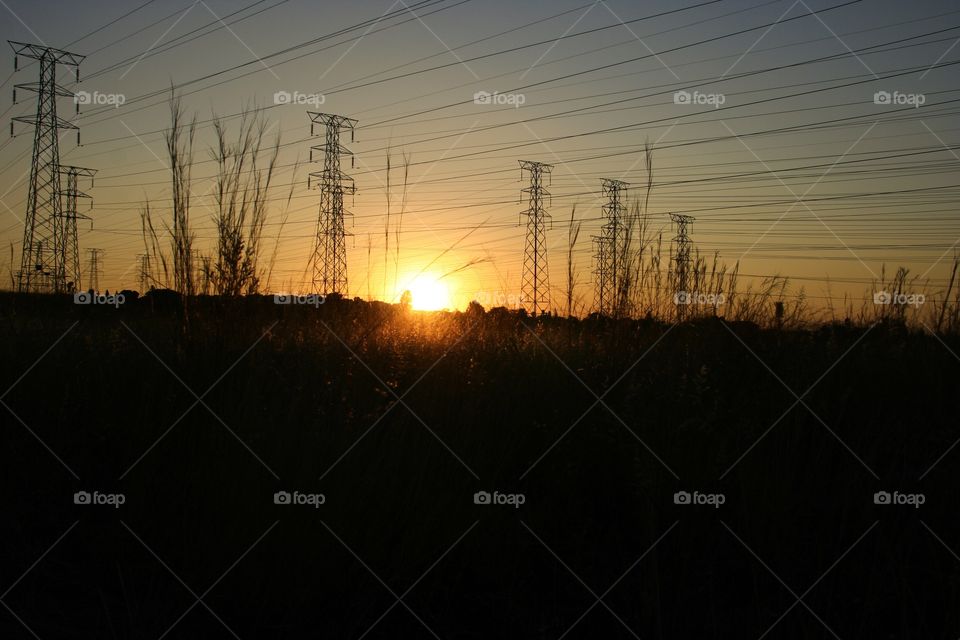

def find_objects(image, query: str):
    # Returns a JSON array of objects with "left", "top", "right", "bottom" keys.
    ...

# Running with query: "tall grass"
[
  {"left": 140, "top": 201, "right": 168, "bottom": 289},
  {"left": 210, "top": 108, "right": 280, "bottom": 295},
  {"left": 937, "top": 257, "right": 959, "bottom": 332},
  {"left": 166, "top": 91, "right": 197, "bottom": 297},
  {"left": 124, "top": 109, "right": 960, "bottom": 333},
  {"left": 139, "top": 99, "right": 283, "bottom": 298},
  {"left": 576, "top": 142, "right": 824, "bottom": 328},
  {"left": 565, "top": 204, "right": 582, "bottom": 318}
]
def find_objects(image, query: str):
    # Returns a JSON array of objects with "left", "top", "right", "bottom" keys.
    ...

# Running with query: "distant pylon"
[
  {"left": 670, "top": 213, "right": 695, "bottom": 320},
  {"left": 197, "top": 253, "right": 213, "bottom": 295},
  {"left": 9, "top": 41, "right": 84, "bottom": 293},
  {"left": 58, "top": 165, "right": 95, "bottom": 292},
  {"left": 86, "top": 247, "right": 103, "bottom": 292},
  {"left": 519, "top": 160, "right": 553, "bottom": 316},
  {"left": 593, "top": 178, "right": 629, "bottom": 316},
  {"left": 308, "top": 112, "right": 357, "bottom": 295},
  {"left": 136, "top": 253, "right": 152, "bottom": 292}
]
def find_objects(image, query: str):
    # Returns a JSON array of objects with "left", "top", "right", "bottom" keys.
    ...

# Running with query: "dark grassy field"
[{"left": 2, "top": 291, "right": 959, "bottom": 638}]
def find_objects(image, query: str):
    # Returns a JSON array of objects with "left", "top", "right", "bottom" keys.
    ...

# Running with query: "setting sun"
[{"left": 400, "top": 273, "right": 451, "bottom": 311}]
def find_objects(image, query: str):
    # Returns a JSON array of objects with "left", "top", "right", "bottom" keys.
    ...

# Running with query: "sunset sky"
[{"left": 1, "top": 0, "right": 958, "bottom": 311}]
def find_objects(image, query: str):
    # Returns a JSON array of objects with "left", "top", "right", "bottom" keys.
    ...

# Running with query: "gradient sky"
[{"left": 1, "top": 0, "right": 958, "bottom": 312}]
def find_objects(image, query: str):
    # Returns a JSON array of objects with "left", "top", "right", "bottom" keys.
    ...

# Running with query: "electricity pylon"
[
  {"left": 670, "top": 213, "right": 695, "bottom": 321},
  {"left": 519, "top": 160, "right": 553, "bottom": 316},
  {"left": 137, "top": 254, "right": 153, "bottom": 293},
  {"left": 593, "top": 179, "right": 628, "bottom": 316},
  {"left": 9, "top": 41, "right": 84, "bottom": 293},
  {"left": 58, "top": 165, "right": 95, "bottom": 292},
  {"left": 86, "top": 248, "right": 103, "bottom": 293},
  {"left": 308, "top": 112, "right": 356, "bottom": 295}
]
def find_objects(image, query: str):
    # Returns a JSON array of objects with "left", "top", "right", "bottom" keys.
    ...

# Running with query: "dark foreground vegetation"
[{"left": 2, "top": 291, "right": 958, "bottom": 638}]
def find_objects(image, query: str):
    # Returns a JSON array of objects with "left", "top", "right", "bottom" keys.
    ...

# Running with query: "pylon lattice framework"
[
  {"left": 670, "top": 213, "right": 695, "bottom": 320},
  {"left": 58, "top": 166, "right": 95, "bottom": 292},
  {"left": 519, "top": 160, "right": 553, "bottom": 316},
  {"left": 9, "top": 41, "right": 84, "bottom": 293},
  {"left": 137, "top": 254, "right": 152, "bottom": 293},
  {"left": 86, "top": 248, "right": 103, "bottom": 293},
  {"left": 593, "top": 178, "right": 629, "bottom": 316},
  {"left": 308, "top": 112, "right": 357, "bottom": 295}
]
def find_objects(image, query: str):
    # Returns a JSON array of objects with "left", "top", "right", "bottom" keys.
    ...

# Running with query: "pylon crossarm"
[
  {"left": 9, "top": 41, "right": 85, "bottom": 66},
  {"left": 58, "top": 166, "right": 96, "bottom": 178},
  {"left": 12, "top": 115, "right": 78, "bottom": 130},
  {"left": 14, "top": 81, "right": 77, "bottom": 98}
]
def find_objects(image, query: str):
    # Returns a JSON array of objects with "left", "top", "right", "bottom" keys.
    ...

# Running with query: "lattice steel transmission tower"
[
  {"left": 86, "top": 248, "right": 103, "bottom": 292},
  {"left": 9, "top": 41, "right": 84, "bottom": 293},
  {"left": 137, "top": 254, "right": 153, "bottom": 293},
  {"left": 308, "top": 112, "right": 356, "bottom": 295},
  {"left": 593, "top": 178, "right": 629, "bottom": 316},
  {"left": 197, "top": 253, "right": 213, "bottom": 295},
  {"left": 519, "top": 160, "right": 553, "bottom": 316},
  {"left": 58, "top": 166, "right": 95, "bottom": 292},
  {"left": 670, "top": 213, "right": 695, "bottom": 320}
]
